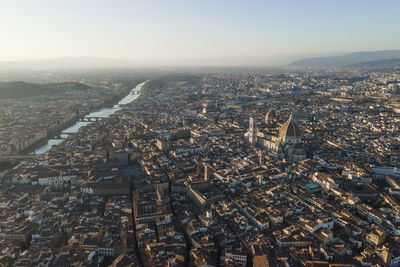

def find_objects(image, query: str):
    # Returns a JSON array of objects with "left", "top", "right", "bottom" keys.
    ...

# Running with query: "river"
[{"left": 34, "top": 81, "right": 146, "bottom": 154}]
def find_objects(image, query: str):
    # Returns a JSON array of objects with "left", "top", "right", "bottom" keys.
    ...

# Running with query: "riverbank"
[
  {"left": 19, "top": 81, "right": 146, "bottom": 155},
  {"left": 18, "top": 91, "right": 126, "bottom": 155},
  {"left": 34, "top": 81, "right": 147, "bottom": 154}
]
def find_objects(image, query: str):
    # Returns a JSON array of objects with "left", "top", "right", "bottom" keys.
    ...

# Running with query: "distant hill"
[
  {"left": 0, "top": 81, "right": 91, "bottom": 99},
  {"left": 345, "top": 58, "right": 400, "bottom": 69},
  {"left": 289, "top": 50, "right": 400, "bottom": 68},
  {"left": 0, "top": 54, "right": 348, "bottom": 68},
  {"left": 0, "top": 57, "right": 139, "bottom": 71}
]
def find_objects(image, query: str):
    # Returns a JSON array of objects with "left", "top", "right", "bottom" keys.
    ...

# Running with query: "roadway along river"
[{"left": 34, "top": 81, "right": 146, "bottom": 154}]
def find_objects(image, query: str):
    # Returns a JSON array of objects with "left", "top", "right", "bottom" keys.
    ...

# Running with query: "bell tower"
[{"left": 249, "top": 117, "right": 257, "bottom": 145}]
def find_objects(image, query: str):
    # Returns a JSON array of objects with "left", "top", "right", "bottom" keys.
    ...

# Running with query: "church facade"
[{"left": 245, "top": 111, "right": 306, "bottom": 162}]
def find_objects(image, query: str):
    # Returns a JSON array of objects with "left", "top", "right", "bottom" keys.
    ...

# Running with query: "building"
[
  {"left": 156, "top": 138, "right": 171, "bottom": 152},
  {"left": 225, "top": 241, "right": 247, "bottom": 266},
  {"left": 133, "top": 189, "right": 173, "bottom": 224},
  {"left": 245, "top": 111, "right": 306, "bottom": 161},
  {"left": 185, "top": 181, "right": 225, "bottom": 207},
  {"left": 80, "top": 171, "right": 130, "bottom": 196},
  {"left": 366, "top": 228, "right": 386, "bottom": 246}
]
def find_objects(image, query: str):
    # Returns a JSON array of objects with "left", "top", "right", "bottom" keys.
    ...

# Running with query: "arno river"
[{"left": 34, "top": 81, "right": 146, "bottom": 154}]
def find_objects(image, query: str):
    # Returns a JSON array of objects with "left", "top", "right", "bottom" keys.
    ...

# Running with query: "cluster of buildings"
[
  {"left": 1, "top": 69, "right": 400, "bottom": 266},
  {"left": 0, "top": 163, "right": 140, "bottom": 266},
  {"left": 0, "top": 81, "right": 125, "bottom": 155}
]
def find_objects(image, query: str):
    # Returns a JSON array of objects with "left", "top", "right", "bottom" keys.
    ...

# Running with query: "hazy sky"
[{"left": 0, "top": 0, "right": 399, "bottom": 61}]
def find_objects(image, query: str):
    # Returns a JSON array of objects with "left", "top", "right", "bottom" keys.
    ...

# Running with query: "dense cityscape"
[
  {"left": 0, "top": 67, "right": 400, "bottom": 266},
  {"left": 0, "top": 80, "right": 128, "bottom": 155},
  {"left": 2, "top": 1, "right": 400, "bottom": 266}
]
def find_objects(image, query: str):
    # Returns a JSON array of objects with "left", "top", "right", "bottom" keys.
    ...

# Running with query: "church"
[{"left": 244, "top": 111, "right": 306, "bottom": 162}]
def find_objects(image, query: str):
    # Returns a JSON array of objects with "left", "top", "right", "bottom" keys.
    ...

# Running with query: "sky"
[{"left": 0, "top": 0, "right": 399, "bottom": 63}]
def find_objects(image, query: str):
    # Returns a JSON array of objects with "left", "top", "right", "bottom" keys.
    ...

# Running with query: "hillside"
[
  {"left": 0, "top": 57, "right": 139, "bottom": 71},
  {"left": 289, "top": 50, "right": 400, "bottom": 68},
  {"left": 0, "top": 81, "right": 91, "bottom": 99},
  {"left": 345, "top": 58, "right": 400, "bottom": 69}
]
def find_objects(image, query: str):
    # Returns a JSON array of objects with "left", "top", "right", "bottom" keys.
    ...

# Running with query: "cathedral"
[{"left": 245, "top": 111, "right": 306, "bottom": 162}]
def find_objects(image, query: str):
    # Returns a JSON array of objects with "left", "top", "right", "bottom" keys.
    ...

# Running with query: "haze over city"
[{"left": 1, "top": 0, "right": 400, "bottom": 65}]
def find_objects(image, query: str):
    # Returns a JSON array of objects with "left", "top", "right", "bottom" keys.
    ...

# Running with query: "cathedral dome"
[
  {"left": 265, "top": 110, "right": 277, "bottom": 123},
  {"left": 279, "top": 114, "right": 301, "bottom": 139}
]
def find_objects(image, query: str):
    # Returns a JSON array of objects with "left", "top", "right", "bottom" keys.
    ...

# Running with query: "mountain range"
[
  {"left": 289, "top": 50, "right": 400, "bottom": 68},
  {"left": 1, "top": 50, "right": 400, "bottom": 70}
]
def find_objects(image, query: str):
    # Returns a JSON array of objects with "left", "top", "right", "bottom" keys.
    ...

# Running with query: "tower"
[
  {"left": 204, "top": 164, "right": 211, "bottom": 181},
  {"left": 248, "top": 117, "right": 257, "bottom": 145},
  {"left": 258, "top": 152, "right": 264, "bottom": 166},
  {"left": 196, "top": 155, "right": 201, "bottom": 177}
]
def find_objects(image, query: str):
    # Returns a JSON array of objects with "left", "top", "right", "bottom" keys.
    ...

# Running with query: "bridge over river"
[{"left": 33, "top": 81, "right": 147, "bottom": 154}]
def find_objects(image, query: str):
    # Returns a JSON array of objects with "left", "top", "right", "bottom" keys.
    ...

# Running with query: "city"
[
  {"left": 1, "top": 68, "right": 400, "bottom": 266},
  {"left": 2, "top": 0, "right": 400, "bottom": 266}
]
